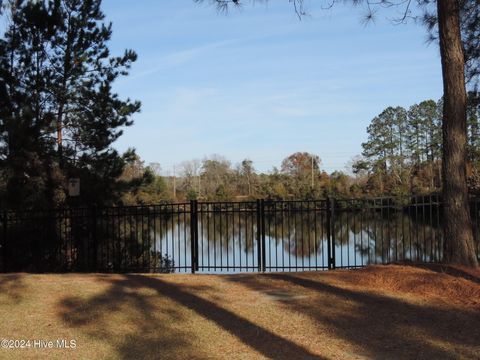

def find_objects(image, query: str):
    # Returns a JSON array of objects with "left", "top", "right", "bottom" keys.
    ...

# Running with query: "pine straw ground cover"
[{"left": 0, "top": 265, "right": 479, "bottom": 360}]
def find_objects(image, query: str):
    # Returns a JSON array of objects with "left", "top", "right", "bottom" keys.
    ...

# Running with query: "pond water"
[
  {"left": 4, "top": 200, "right": 479, "bottom": 273},
  {"left": 150, "top": 209, "right": 446, "bottom": 273}
]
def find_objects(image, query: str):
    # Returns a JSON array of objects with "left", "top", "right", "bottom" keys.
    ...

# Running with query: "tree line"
[
  {"left": 353, "top": 93, "right": 480, "bottom": 196},
  {"left": 120, "top": 94, "right": 480, "bottom": 203},
  {"left": 118, "top": 152, "right": 337, "bottom": 204}
]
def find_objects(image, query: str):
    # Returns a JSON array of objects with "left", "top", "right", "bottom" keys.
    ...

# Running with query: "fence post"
[
  {"left": 326, "top": 197, "right": 336, "bottom": 270},
  {"left": 2, "top": 211, "right": 7, "bottom": 272},
  {"left": 92, "top": 207, "right": 98, "bottom": 272},
  {"left": 261, "top": 199, "right": 266, "bottom": 272},
  {"left": 256, "top": 199, "right": 262, "bottom": 272},
  {"left": 330, "top": 197, "right": 336, "bottom": 270},
  {"left": 190, "top": 200, "right": 198, "bottom": 274},
  {"left": 326, "top": 198, "right": 331, "bottom": 270},
  {"left": 194, "top": 201, "right": 199, "bottom": 271}
]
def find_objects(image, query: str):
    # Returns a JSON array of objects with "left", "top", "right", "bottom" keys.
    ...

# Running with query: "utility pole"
[
  {"left": 311, "top": 155, "right": 314, "bottom": 189},
  {"left": 197, "top": 174, "right": 201, "bottom": 197},
  {"left": 173, "top": 164, "right": 177, "bottom": 200}
]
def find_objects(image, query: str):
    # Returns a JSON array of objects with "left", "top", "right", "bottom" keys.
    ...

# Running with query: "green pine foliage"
[
  {"left": 0, "top": 0, "right": 141, "bottom": 209},
  {"left": 355, "top": 95, "right": 480, "bottom": 195}
]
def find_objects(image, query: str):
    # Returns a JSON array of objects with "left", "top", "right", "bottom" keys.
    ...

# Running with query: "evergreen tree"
[
  {"left": 0, "top": 0, "right": 140, "bottom": 209},
  {"left": 407, "top": 100, "right": 441, "bottom": 175},
  {"left": 361, "top": 100, "right": 442, "bottom": 193},
  {"left": 362, "top": 115, "right": 389, "bottom": 177},
  {"left": 361, "top": 107, "right": 409, "bottom": 192}
]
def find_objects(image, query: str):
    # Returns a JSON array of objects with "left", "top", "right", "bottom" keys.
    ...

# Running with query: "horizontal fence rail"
[{"left": 1, "top": 196, "right": 479, "bottom": 273}]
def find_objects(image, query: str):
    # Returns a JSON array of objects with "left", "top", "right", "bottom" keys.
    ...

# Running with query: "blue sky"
[{"left": 102, "top": 0, "right": 443, "bottom": 175}]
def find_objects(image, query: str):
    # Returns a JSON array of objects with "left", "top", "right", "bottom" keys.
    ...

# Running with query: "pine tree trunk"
[{"left": 437, "top": 0, "right": 478, "bottom": 266}]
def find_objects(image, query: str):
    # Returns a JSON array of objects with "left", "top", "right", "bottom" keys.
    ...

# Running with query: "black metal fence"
[{"left": 1, "top": 195, "right": 479, "bottom": 273}]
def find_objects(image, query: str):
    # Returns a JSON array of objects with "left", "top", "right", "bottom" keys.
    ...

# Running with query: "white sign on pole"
[{"left": 68, "top": 178, "right": 80, "bottom": 197}]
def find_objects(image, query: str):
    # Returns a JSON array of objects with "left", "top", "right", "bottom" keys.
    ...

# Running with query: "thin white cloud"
[{"left": 129, "top": 39, "right": 239, "bottom": 79}]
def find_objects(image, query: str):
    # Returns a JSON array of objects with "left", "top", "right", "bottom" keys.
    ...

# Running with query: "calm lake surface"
[{"left": 150, "top": 209, "right": 446, "bottom": 273}]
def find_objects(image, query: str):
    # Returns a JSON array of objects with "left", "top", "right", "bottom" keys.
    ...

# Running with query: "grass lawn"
[{"left": 0, "top": 265, "right": 479, "bottom": 360}]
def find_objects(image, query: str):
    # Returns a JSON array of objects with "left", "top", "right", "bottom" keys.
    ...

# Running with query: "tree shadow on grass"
[
  {"left": 59, "top": 275, "right": 323, "bottom": 359},
  {"left": 59, "top": 276, "right": 194, "bottom": 360},
  {"left": 0, "top": 274, "right": 25, "bottom": 304},
  {"left": 227, "top": 273, "right": 480, "bottom": 360}
]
